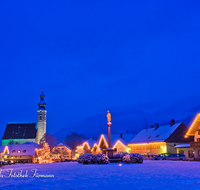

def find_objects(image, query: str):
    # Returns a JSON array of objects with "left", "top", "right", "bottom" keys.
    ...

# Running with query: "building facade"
[
  {"left": 128, "top": 121, "right": 191, "bottom": 155},
  {"left": 0, "top": 143, "right": 39, "bottom": 163},
  {"left": 51, "top": 143, "right": 73, "bottom": 161}
]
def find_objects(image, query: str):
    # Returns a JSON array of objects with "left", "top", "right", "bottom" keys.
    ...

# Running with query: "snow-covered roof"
[
  {"left": 56, "top": 143, "right": 72, "bottom": 150},
  {"left": 23, "top": 142, "right": 40, "bottom": 148},
  {"left": 102, "top": 134, "right": 134, "bottom": 147},
  {"left": 174, "top": 144, "right": 190, "bottom": 148},
  {"left": 129, "top": 122, "right": 183, "bottom": 144},
  {"left": 6, "top": 144, "right": 37, "bottom": 156}
]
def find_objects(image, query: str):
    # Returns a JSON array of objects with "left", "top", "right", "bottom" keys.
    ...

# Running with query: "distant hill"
[{"left": 53, "top": 99, "right": 199, "bottom": 142}]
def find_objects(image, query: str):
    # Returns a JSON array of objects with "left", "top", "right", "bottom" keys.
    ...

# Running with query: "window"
[
  {"left": 179, "top": 150, "right": 184, "bottom": 154},
  {"left": 18, "top": 150, "right": 21, "bottom": 153},
  {"left": 188, "top": 150, "right": 194, "bottom": 158},
  {"left": 12, "top": 150, "right": 15, "bottom": 153},
  {"left": 198, "top": 130, "right": 200, "bottom": 135},
  {"left": 156, "top": 135, "right": 159, "bottom": 138},
  {"left": 197, "top": 138, "right": 200, "bottom": 142},
  {"left": 23, "top": 150, "right": 26, "bottom": 153},
  {"left": 39, "top": 116, "right": 42, "bottom": 120}
]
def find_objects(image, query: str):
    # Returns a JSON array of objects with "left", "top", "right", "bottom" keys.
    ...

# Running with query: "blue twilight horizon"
[{"left": 0, "top": 1, "right": 200, "bottom": 137}]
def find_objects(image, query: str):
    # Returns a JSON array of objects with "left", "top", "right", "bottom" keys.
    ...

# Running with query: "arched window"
[{"left": 188, "top": 150, "right": 194, "bottom": 158}]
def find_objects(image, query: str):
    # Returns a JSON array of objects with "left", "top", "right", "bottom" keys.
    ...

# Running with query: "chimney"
[
  {"left": 150, "top": 125, "right": 154, "bottom": 128},
  {"left": 155, "top": 123, "right": 159, "bottom": 130},
  {"left": 170, "top": 119, "right": 175, "bottom": 126},
  {"left": 120, "top": 134, "right": 123, "bottom": 138}
]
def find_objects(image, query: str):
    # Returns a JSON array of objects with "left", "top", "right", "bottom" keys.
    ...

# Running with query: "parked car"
[
  {"left": 2, "top": 161, "right": 8, "bottom": 165},
  {"left": 7, "top": 160, "right": 15, "bottom": 165},
  {"left": 154, "top": 153, "right": 186, "bottom": 161},
  {"left": 165, "top": 154, "right": 186, "bottom": 161},
  {"left": 143, "top": 154, "right": 157, "bottom": 160},
  {"left": 154, "top": 153, "right": 172, "bottom": 160}
]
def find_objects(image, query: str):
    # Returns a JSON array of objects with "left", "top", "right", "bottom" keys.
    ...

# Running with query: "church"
[{"left": 1, "top": 90, "right": 47, "bottom": 146}]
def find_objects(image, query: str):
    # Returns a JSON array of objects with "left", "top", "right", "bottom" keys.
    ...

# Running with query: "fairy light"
[
  {"left": 91, "top": 143, "right": 100, "bottom": 152},
  {"left": 113, "top": 140, "right": 126, "bottom": 149},
  {"left": 36, "top": 142, "right": 52, "bottom": 163},
  {"left": 128, "top": 142, "right": 164, "bottom": 146},
  {"left": 185, "top": 113, "right": 200, "bottom": 138},
  {"left": 98, "top": 135, "right": 109, "bottom": 148},
  {"left": 4, "top": 146, "right": 9, "bottom": 154}
]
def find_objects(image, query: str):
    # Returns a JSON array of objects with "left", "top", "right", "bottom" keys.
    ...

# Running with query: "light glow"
[
  {"left": 113, "top": 140, "right": 126, "bottom": 149},
  {"left": 185, "top": 113, "right": 200, "bottom": 138},
  {"left": 91, "top": 143, "right": 101, "bottom": 152},
  {"left": 4, "top": 146, "right": 9, "bottom": 154},
  {"left": 98, "top": 135, "right": 109, "bottom": 148}
]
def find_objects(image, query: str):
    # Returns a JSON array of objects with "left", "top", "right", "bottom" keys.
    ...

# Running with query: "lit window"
[
  {"left": 188, "top": 150, "right": 194, "bottom": 158},
  {"left": 18, "top": 150, "right": 21, "bottom": 153}
]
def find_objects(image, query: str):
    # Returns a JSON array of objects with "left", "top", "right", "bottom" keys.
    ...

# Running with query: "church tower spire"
[
  {"left": 38, "top": 89, "right": 46, "bottom": 110},
  {"left": 36, "top": 90, "right": 47, "bottom": 144}
]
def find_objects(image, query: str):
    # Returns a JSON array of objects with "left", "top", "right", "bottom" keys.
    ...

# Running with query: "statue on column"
[{"left": 107, "top": 111, "right": 111, "bottom": 122}]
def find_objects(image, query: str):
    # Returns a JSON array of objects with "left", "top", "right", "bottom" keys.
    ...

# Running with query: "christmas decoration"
[{"left": 36, "top": 143, "right": 52, "bottom": 163}]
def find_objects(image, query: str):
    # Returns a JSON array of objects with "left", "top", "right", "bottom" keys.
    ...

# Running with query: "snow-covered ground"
[{"left": 0, "top": 160, "right": 200, "bottom": 190}]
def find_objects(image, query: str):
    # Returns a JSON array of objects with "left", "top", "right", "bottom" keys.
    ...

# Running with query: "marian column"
[{"left": 107, "top": 111, "right": 112, "bottom": 148}]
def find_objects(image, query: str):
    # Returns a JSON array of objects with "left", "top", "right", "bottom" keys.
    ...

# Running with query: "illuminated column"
[
  {"left": 107, "top": 122, "right": 112, "bottom": 148},
  {"left": 106, "top": 111, "right": 112, "bottom": 148}
]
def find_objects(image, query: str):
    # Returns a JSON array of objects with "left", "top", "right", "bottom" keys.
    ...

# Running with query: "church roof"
[{"left": 2, "top": 123, "right": 37, "bottom": 140}]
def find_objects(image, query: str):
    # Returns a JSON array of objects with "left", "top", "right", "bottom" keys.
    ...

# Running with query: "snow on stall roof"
[
  {"left": 6, "top": 144, "right": 37, "bottom": 156},
  {"left": 174, "top": 144, "right": 190, "bottom": 148},
  {"left": 129, "top": 122, "right": 182, "bottom": 144},
  {"left": 78, "top": 134, "right": 134, "bottom": 148},
  {"left": 102, "top": 134, "right": 134, "bottom": 146}
]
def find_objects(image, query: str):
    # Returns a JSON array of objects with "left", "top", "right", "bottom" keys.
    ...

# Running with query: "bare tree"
[
  {"left": 39, "top": 133, "right": 58, "bottom": 150},
  {"left": 64, "top": 132, "right": 87, "bottom": 151}
]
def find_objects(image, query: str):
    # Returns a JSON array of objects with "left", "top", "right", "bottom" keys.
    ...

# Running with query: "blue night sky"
[{"left": 0, "top": 1, "right": 200, "bottom": 139}]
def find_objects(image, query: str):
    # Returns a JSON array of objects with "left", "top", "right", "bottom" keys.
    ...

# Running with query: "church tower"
[{"left": 36, "top": 90, "right": 47, "bottom": 144}]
